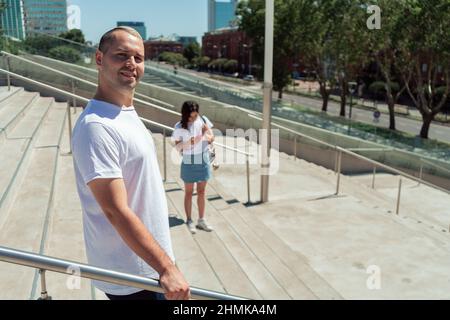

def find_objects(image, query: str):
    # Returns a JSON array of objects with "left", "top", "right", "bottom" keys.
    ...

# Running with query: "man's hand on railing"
[{"left": 159, "top": 264, "right": 191, "bottom": 300}]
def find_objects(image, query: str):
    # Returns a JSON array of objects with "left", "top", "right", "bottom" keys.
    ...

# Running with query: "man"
[{"left": 72, "top": 26, "right": 190, "bottom": 300}]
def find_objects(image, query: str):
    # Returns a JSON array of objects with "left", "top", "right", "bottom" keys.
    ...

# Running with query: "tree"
[
  {"left": 366, "top": 0, "right": 411, "bottom": 131},
  {"left": 48, "top": 45, "right": 81, "bottom": 63},
  {"left": 23, "top": 34, "right": 60, "bottom": 55},
  {"left": 193, "top": 56, "right": 211, "bottom": 71},
  {"left": 325, "top": 0, "right": 370, "bottom": 117},
  {"left": 158, "top": 52, "right": 188, "bottom": 67},
  {"left": 59, "top": 29, "right": 86, "bottom": 45},
  {"left": 294, "top": 0, "right": 340, "bottom": 112},
  {"left": 397, "top": 0, "right": 450, "bottom": 138},
  {"left": 237, "top": 0, "right": 299, "bottom": 99},
  {"left": 224, "top": 59, "right": 238, "bottom": 73},
  {"left": 183, "top": 42, "right": 200, "bottom": 63}
]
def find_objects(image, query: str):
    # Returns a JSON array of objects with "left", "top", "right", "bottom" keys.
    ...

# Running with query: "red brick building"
[
  {"left": 202, "top": 27, "right": 253, "bottom": 74},
  {"left": 144, "top": 39, "right": 183, "bottom": 60}
]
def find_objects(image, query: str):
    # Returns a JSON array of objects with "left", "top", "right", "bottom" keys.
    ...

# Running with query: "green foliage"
[
  {"left": 183, "top": 42, "right": 200, "bottom": 63},
  {"left": 369, "top": 81, "right": 400, "bottom": 95},
  {"left": 224, "top": 59, "right": 238, "bottom": 73},
  {"left": 59, "top": 29, "right": 86, "bottom": 45},
  {"left": 48, "top": 45, "right": 81, "bottom": 63},
  {"left": 158, "top": 51, "right": 188, "bottom": 66}
]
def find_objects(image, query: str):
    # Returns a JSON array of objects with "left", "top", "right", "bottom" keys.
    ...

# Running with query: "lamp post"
[{"left": 260, "top": 0, "right": 274, "bottom": 204}]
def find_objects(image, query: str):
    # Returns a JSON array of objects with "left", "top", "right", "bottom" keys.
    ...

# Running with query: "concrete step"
[
  {"left": 0, "top": 97, "right": 53, "bottom": 230},
  {"left": 0, "top": 91, "right": 39, "bottom": 141},
  {"left": 206, "top": 177, "right": 343, "bottom": 300},
  {"left": 154, "top": 134, "right": 296, "bottom": 299},
  {"left": 0, "top": 86, "right": 23, "bottom": 104},
  {"left": 0, "top": 101, "right": 65, "bottom": 299},
  {"left": 8, "top": 97, "right": 53, "bottom": 139},
  {"left": 165, "top": 181, "right": 264, "bottom": 299},
  {"left": 37, "top": 106, "right": 96, "bottom": 300}
]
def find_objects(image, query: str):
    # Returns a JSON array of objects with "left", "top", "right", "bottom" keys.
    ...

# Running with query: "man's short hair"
[{"left": 98, "top": 26, "right": 143, "bottom": 53}]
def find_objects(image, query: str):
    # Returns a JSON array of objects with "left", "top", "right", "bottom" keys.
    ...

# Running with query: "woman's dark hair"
[{"left": 181, "top": 101, "right": 200, "bottom": 129}]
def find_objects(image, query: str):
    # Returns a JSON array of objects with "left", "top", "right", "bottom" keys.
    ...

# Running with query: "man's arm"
[{"left": 88, "top": 178, "right": 190, "bottom": 300}]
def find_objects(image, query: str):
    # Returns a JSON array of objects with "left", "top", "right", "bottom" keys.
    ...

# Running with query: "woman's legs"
[
  {"left": 196, "top": 181, "right": 207, "bottom": 220},
  {"left": 184, "top": 183, "right": 195, "bottom": 221}
]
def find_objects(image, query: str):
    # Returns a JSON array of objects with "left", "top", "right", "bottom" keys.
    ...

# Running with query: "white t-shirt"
[
  {"left": 72, "top": 99, "right": 175, "bottom": 296},
  {"left": 171, "top": 116, "right": 214, "bottom": 155}
]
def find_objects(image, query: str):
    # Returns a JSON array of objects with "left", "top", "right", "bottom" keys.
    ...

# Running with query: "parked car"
[{"left": 243, "top": 75, "right": 255, "bottom": 81}]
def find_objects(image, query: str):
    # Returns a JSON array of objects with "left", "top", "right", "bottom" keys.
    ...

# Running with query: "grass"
[{"left": 285, "top": 101, "right": 450, "bottom": 153}]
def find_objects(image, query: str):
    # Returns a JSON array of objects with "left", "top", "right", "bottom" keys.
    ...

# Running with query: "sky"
[{"left": 68, "top": 0, "right": 208, "bottom": 44}]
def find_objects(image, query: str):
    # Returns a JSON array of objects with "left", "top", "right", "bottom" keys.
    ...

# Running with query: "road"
[{"left": 147, "top": 62, "right": 450, "bottom": 144}]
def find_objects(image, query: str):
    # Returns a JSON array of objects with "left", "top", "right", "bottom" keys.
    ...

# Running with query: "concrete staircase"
[
  {"left": 1, "top": 85, "right": 449, "bottom": 300},
  {"left": 142, "top": 73, "right": 201, "bottom": 96}
]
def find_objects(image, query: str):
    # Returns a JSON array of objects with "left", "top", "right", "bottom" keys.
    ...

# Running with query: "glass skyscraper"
[
  {"left": 0, "top": 0, "right": 26, "bottom": 40},
  {"left": 117, "top": 21, "right": 147, "bottom": 40},
  {"left": 208, "top": 0, "right": 238, "bottom": 32},
  {"left": 22, "top": 0, "right": 68, "bottom": 36}
]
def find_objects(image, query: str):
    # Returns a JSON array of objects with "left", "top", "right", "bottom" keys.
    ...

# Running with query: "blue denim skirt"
[{"left": 181, "top": 152, "right": 211, "bottom": 183}]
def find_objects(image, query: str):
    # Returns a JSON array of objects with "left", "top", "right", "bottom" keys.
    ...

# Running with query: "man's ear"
[{"left": 95, "top": 49, "right": 103, "bottom": 68}]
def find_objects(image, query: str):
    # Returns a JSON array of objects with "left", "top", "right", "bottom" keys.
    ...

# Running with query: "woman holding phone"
[{"left": 172, "top": 101, "right": 215, "bottom": 234}]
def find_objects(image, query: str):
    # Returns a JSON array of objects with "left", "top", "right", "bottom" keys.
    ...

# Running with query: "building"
[
  {"left": 0, "top": 0, "right": 26, "bottom": 40},
  {"left": 117, "top": 21, "right": 147, "bottom": 40},
  {"left": 202, "top": 27, "right": 252, "bottom": 74},
  {"left": 177, "top": 36, "right": 198, "bottom": 48},
  {"left": 144, "top": 37, "right": 183, "bottom": 60},
  {"left": 208, "top": 0, "right": 238, "bottom": 32},
  {"left": 22, "top": 0, "right": 68, "bottom": 36}
]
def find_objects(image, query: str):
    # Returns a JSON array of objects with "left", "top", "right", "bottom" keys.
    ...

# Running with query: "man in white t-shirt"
[{"left": 71, "top": 26, "right": 190, "bottom": 300}]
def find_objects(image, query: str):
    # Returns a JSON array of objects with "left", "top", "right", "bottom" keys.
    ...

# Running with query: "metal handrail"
[
  {"left": 1, "top": 51, "right": 180, "bottom": 116},
  {"left": 1, "top": 68, "right": 254, "bottom": 201},
  {"left": 250, "top": 113, "right": 449, "bottom": 191},
  {"left": 0, "top": 246, "right": 246, "bottom": 300},
  {"left": 420, "top": 158, "right": 450, "bottom": 175},
  {"left": 0, "top": 68, "right": 255, "bottom": 300},
  {"left": 249, "top": 113, "right": 449, "bottom": 216}
]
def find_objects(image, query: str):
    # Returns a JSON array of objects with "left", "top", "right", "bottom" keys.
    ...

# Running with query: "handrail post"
[
  {"left": 38, "top": 269, "right": 52, "bottom": 300},
  {"left": 67, "top": 102, "right": 73, "bottom": 154},
  {"left": 418, "top": 162, "right": 423, "bottom": 186},
  {"left": 293, "top": 136, "right": 297, "bottom": 161},
  {"left": 372, "top": 166, "right": 377, "bottom": 189},
  {"left": 334, "top": 148, "right": 339, "bottom": 174},
  {"left": 6, "top": 56, "right": 11, "bottom": 91},
  {"left": 336, "top": 150, "right": 342, "bottom": 195},
  {"left": 163, "top": 128, "right": 167, "bottom": 182},
  {"left": 246, "top": 155, "right": 251, "bottom": 204},
  {"left": 71, "top": 80, "right": 77, "bottom": 114},
  {"left": 396, "top": 178, "right": 402, "bottom": 215}
]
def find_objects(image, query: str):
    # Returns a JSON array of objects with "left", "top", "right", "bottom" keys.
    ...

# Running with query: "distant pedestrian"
[{"left": 172, "top": 101, "right": 215, "bottom": 234}]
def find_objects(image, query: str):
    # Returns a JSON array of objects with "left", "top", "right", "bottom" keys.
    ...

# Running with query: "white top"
[
  {"left": 171, "top": 116, "right": 214, "bottom": 155},
  {"left": 72, "top": 99, "right": 175, "bottom": 295}
]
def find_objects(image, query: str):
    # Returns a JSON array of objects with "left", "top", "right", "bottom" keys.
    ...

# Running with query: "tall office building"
[
  {"left": 117, "top": 21, "right": 147, "bottom": 40},
  {"left": 0, "top": 0, "right": 26, "bottom": 40},
  {"left": 208, "top": 0, "right": 238, "bottom": 32},
  {"left": 22, "top": 0, "right": 68, "bottom": 36}
]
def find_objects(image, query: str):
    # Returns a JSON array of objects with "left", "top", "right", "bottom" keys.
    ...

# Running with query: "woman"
[{"left": 172, "top": 101, "right": 215, "bottom": 234}]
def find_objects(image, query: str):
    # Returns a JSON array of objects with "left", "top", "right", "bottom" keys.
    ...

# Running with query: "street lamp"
[{"left": 260, "top": 0, "right": 274, "bottom": 204}]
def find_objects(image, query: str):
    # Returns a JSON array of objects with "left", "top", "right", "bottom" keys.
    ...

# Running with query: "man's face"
[{"left": 96, "top": 31, "right": 145, "bottom": 90}]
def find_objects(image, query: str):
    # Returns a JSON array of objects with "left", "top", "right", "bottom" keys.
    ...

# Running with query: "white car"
[{"left": 243, "top": 75, "right": 255, "bottom": 81}]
